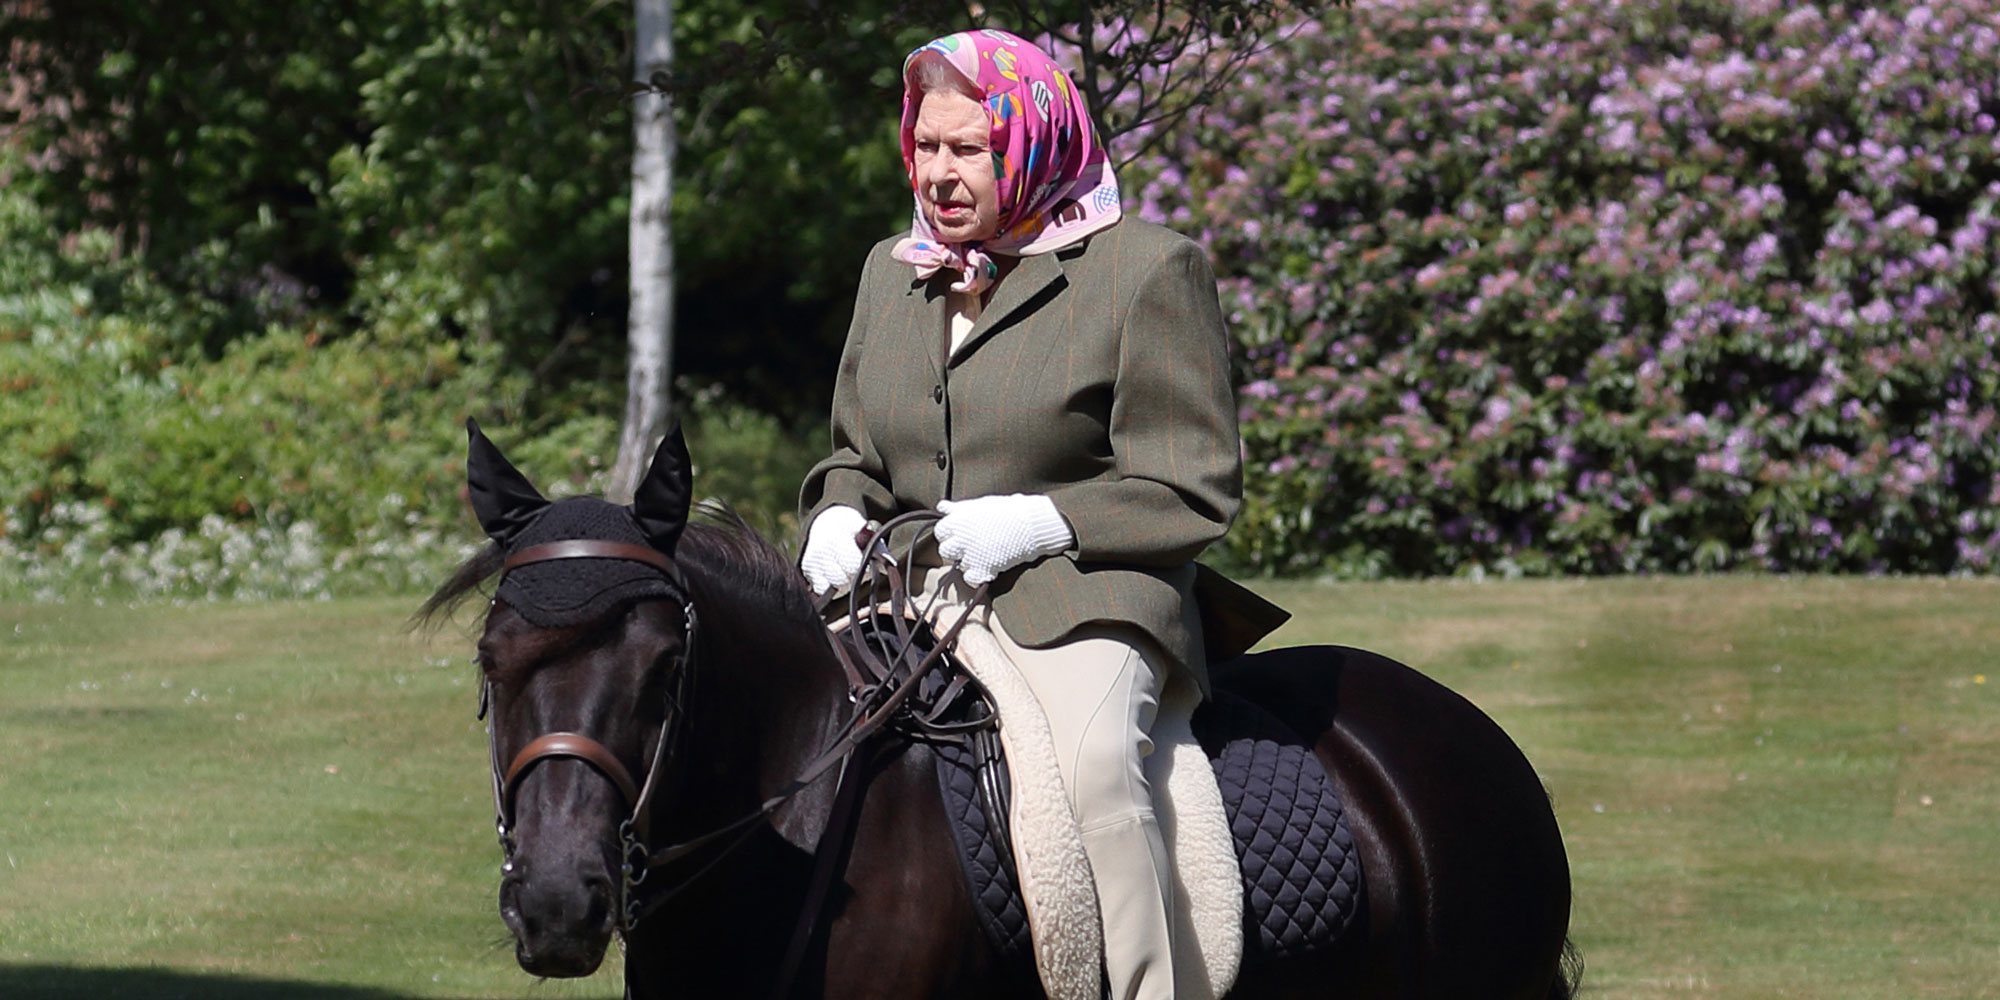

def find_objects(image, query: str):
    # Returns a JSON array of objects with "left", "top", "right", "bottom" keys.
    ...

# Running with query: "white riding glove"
[
  {"left": 801, "top": 505, "right": 868, "bottom": 595},
  {"left": 934, "top": 494, "right": 1074, "bottom": 586}
]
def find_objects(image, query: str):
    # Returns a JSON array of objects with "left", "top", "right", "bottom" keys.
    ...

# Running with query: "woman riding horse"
[
  {"left": 435, "top": 25, "right": 1574, "bottom": 1000},
  {"left": 798, "top": 29, "right": 1268, "bottom": 999}
]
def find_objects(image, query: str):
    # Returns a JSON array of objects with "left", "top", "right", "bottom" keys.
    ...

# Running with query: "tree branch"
[
  {"left": 1075, "top": 14, "right": 1115, "bottom": 144},
  {"left": 1110, "top": 12, "right": 1325, "bottom": 169}
]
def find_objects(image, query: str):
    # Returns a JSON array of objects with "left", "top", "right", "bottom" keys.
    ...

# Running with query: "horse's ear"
[
  {"left": 632, "top": 419, "right": 691, "bottom": 553},
  {"left": 465, "top": 418, "right": 548, "bottom": 547}
]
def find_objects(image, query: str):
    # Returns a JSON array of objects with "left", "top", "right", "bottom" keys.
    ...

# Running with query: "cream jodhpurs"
[{"left": 915, "top": 569, "right": 1178, "bottom": 1000}]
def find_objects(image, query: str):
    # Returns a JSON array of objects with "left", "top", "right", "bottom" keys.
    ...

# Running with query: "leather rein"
[{"left": 480, "top": 513, "right": 983, "bottom": 939}]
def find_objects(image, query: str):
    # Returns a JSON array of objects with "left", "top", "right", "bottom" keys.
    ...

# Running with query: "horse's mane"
[
  {"left": 411, "top": 500, "right": 816, "bottom": 633},
  {"left": 674, "top": 502, "right": 823, "bottom": 627}
]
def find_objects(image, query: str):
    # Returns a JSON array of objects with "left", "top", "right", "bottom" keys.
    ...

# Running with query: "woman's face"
[{"left": 911, "top": 89, "right": 1001, "bottom": 243}]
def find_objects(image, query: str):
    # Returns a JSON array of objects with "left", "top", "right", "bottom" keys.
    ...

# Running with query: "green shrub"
[
  {"left": 679, "top": 384, "right": 822, "bottom": 551},
  {"left": 0, "top": 206, "right": 813, "bottom": 598}
]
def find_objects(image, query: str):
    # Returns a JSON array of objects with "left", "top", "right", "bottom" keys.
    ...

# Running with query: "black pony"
[{"left": 421, "top": 422, "right": 1577, "bottom": 998}]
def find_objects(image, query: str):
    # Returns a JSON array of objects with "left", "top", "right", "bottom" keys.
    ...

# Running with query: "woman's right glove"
[
  {"left": 800, "top": 505, "right": 868, "bottom": 595},
  {"left": 935, "top": 493, "right": 1073, "bottom": 586}
]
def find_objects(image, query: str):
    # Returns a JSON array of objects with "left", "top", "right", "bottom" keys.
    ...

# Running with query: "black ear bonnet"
[
  {"left": 465, "top": 419, "right": 691, "bottom": 627},
  {"left": 496, "top": 498, "right": 686, "bottom": 627}
]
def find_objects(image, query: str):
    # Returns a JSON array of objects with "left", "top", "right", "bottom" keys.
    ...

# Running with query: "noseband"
[{"left": 482, "top": 539, "right": 698, "bottom": 933}]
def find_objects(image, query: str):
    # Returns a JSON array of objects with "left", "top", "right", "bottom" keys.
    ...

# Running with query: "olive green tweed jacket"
[{"left": 800, "top": 218, "right": 1242, "bottom": 692}]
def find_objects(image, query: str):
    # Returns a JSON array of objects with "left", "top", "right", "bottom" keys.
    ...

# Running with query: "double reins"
[{"left": 481, "top": 511, "right": 982, "bottom": 935}]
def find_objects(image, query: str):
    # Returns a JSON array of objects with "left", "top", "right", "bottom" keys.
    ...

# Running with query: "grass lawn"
[{"left": 2, "top": 578, "right": 1996, "bottom": 998}]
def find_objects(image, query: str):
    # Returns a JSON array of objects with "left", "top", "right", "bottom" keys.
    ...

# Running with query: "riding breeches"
[{"left": 913, "top": 567, "right": 1179, "bottom": 1000}]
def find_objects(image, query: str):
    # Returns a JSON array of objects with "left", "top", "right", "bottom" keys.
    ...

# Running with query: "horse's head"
[{"left": 463, "top": 420, "right": 693, "bottom": 977}]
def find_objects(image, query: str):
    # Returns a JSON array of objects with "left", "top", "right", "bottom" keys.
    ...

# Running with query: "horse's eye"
[{"left": 655, "top": 635, "right": 684, "bottom": 662}]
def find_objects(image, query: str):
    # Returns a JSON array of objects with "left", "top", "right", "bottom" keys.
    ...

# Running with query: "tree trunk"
[{"left": 610, "top": 0, "right": 676, "bottom": 503}]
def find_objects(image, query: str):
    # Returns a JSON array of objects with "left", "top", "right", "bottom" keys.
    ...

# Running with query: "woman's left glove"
[
  {"left": 935, "top": 494, "right": 1073, "bottom": 586},
  {"left": 801, "top": 505, "right": 868, "bottom": 595}
]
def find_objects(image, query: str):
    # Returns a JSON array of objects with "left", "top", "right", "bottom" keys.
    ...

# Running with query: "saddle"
[
  {"left": 824, "top": 523, "right": 1364, "bottom": 994},
  {"left": 912, "top": 634, "right": 1368, "bottom": 975}
]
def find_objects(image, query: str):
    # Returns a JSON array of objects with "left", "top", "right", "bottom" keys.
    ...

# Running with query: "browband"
[{"left": 503, "top": 539, "right": 677, "bottom": 575}]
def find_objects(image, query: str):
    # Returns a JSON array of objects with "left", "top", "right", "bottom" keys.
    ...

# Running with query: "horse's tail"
[{"left": 1549, "top": 938, "right": 1584, "bottom": 999}]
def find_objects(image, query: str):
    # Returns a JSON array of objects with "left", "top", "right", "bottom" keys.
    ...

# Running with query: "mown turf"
[
  {"left": 0, "top": 598, "right": 615, "bottom": 999},
  {"left": 1259, "top": 576, "right": 2000, "bottom": 999},
  {"left": 1, "top": 578, "right": 1995, "bottom": 998}
]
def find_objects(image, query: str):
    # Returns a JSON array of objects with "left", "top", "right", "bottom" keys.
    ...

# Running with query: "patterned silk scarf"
[{"left": 890, "top": 29, "right": 1123, "bottom": 295}]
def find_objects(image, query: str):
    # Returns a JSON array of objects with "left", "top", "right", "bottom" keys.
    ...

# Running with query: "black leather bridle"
[
  {"left": 481, "top": 539, "right": 700, "bottom": 932},
  {"left": 480, "top": 514, "right": 989, "bottom": 950}
]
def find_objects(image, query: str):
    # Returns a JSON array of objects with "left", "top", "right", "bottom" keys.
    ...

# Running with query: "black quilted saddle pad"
[
  {"left": 934, "top": 736, "right": 1364, "bottom": 970},
  {"left": 1215, "top": 738, "right": 1365, "bottom": 959}
]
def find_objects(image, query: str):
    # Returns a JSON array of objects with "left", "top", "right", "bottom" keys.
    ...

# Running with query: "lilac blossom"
[{"left": 1119, "top": 0, "right": 2000, "bottom": 576}]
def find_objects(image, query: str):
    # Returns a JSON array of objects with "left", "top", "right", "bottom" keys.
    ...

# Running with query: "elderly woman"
[{"left": 798, "top": 29, "right": 1241, "bottom": 999}]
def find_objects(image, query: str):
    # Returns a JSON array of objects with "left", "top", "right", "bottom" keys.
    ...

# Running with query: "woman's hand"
[
  {"left": 935, "top": 494, "right": 1073, "bottom": 586},
  {"left": 801, "top": 505, "right": 868, "bottom": 595}
]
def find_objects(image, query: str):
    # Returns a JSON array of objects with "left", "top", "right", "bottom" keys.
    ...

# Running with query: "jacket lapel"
[
  {"left": 949, "top": 251, "right": 1067, "bottom": 368},
  {"left": 905, "top": 273, "right": 950, "bottom": 382}
]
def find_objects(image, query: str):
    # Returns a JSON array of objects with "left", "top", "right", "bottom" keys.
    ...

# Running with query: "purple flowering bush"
[{"left": 1124, "top": 0, "right": 2000, "bottom": 576}]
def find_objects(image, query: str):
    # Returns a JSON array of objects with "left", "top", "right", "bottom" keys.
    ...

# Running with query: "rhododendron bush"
[{"left": 1127, "top": 0, "right": 2000, "bottom": 575}]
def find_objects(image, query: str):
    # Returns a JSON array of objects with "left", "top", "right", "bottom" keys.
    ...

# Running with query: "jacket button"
[
  {"left": 934, "top": 451, "right": 947, "bottom": 470},
  {"left": 932, "top": 384, "right": 944, "bottom": 403}
]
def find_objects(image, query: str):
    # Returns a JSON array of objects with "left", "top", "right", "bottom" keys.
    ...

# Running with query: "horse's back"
[{"left": 1201, "top": 645, "right": 1572, "bottom": 1000}]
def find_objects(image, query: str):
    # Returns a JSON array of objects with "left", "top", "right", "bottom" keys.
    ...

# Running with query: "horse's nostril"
[
  {"left": 499, "top": 876, "right": 524, "bottom": 916},
  {"left": 580, "top": 873, "right": 615, "bottom": 930}
]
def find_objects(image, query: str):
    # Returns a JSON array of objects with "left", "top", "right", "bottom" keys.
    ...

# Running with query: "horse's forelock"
[{"left": 412, "top": 541, "right": 506, "bottom": 633}]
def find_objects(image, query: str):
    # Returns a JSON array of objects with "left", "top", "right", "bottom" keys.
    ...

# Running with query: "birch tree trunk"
[{"left": 609, "top": 0, "right": 676, "bottom": 502}]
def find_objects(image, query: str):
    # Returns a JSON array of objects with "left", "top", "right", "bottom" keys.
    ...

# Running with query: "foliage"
[
  {"left": 0, "top": 0, "right": 912, "bottom": 597},
  {"left": 0, "top": 167, "right": 814, "bottom": 599},
  {"left": 14, "top": 0, "right": 2000, "bottom": 581},
  {"left": 2, "top": 0, "right": 931, "bottom": 417},
  {"left": 1130, "top": 0, "right": 2000, "bottom": 575},
  {"left": 325, "top": 0, "right": 632, "bottom": 354},
  {"left": 676, "top": 383, "right": 824, "bottom": 549},
  {"left": 2, "top": 0, "right": 369, "bottom": 355},
  {"left": 0, "top": 203, "right": 487, "bottom": 596}
]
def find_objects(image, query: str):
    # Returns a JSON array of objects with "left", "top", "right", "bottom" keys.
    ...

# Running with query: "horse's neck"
[{"left": 668, "top": 588, "right": 849, "bottom": 840}]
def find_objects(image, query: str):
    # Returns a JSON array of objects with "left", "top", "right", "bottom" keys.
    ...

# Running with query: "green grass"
[
  {"left": 1258, "top": 576, "right": 2000, "bottom": 999},
  {"left": 0, "top": 599, "right": 619, "bottom": 999},
  {"left": 2, "top": 578, "right": 1997, "bottom": 998}
]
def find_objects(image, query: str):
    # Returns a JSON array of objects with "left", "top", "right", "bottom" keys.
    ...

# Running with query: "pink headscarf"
[{"left": 890, "top": 29, "right": 1123, "bottom": 295}]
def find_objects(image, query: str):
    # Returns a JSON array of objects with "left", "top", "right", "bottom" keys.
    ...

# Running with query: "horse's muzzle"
[{"left": 501, "top": 866, "right": 616, "bottom": 977}]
